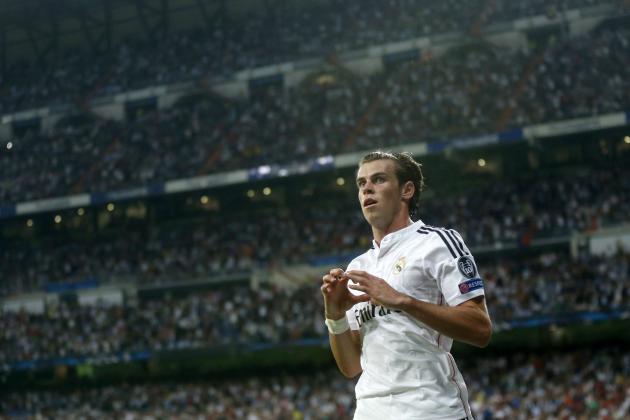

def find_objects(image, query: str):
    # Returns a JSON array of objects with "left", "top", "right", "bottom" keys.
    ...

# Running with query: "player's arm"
[
  {"left": 346, "top": 271, "right": 492, "bottom": 348},
  {"left": 321, "top": 268, "right": 370, "bottom": 378},
  {"left": 394, "top": 293, "right": 490, "bottom": 348},
  {"left": 328, "top": 327, "right": 362, "bottom": 378}
]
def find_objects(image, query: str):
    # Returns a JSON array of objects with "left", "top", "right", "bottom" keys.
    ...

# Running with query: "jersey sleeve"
[{"left": 423, "top": 228, "right": 485, "bottom": 306}]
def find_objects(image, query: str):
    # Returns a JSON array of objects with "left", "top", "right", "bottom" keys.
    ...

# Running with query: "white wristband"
[{"left": 325, "top": 316, "right": 350, "bottom": 335}]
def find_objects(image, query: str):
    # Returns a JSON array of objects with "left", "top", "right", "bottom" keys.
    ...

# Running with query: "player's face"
[{"left": 356, "top": 159, "right": 404, "bottom": 229}]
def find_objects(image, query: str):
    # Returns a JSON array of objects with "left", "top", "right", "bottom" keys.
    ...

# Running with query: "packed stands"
[
  {"left": 0, "top": 0, "right": 613, "bottom": 114},
  {"left": 2, "top": 347, "right": 628, "bottom": 419},
  {"left": 1, "top": 3, "right": 629, "bottom": 419},
  {"left": 1, "top": 250, "right": 628, "bottom": 364},
  {"left": 512, "top": 24, "right": 630, "bottom": 125},
  {"left": 467, "top": 347, "right": 630, "bottom": 419},
  {"left": 2, "top": 23, "right": 628, "bottom": 204},
  {"left": 2, "top": 165, "right": 629, "bottom": 296}
]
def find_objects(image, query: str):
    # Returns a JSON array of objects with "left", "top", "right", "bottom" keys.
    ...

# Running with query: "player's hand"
[
  {"left": 321, "top": 268, "right": 370, "bottom": 319},
  {"left": 346, "top": 270, "right": 407, "bottom": 309}
]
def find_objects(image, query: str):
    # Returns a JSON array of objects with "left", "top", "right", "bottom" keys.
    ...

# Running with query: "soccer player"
[{"left": 321, "top": 151, "right": 492, "bottom": 420}]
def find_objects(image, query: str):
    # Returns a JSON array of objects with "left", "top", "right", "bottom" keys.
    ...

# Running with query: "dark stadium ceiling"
[{"left": 0, "top": 0, "right": 321, "bottom": 66}]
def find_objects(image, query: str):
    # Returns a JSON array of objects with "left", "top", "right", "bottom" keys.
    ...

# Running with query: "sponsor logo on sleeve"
[
  {"left": 457, "top": 255, "right": 477, "bottom": 278},
  {"left": 458, "top": 278, "right": 484, "bottom": 294}
]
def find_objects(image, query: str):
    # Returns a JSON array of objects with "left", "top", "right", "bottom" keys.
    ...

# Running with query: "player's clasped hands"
[
  {"left": 346, "top": 270, "right": 407, "bottom": 309},
  {"left": 321, "top": 268, "right": 369, "bottom": 320},
  {"left": 321, "top": 269, "right": 406, "bottom": 318}
]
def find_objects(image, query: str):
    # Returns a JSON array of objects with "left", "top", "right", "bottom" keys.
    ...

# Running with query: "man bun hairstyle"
[{"left": 359, "top": 150, "right": 425, "bottom": 218}]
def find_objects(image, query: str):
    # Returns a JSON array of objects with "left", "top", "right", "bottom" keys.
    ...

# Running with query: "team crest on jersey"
[
  {"left": 457, "top": 255, "right": 477, "bottom": 278},
  {"left": 393, "top": 256, "right": 407, "bottom": 274}
]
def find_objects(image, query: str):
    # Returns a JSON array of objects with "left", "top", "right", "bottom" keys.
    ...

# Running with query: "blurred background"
[{"left": 0, "top": 0, "right": 629, "bottom": 418}]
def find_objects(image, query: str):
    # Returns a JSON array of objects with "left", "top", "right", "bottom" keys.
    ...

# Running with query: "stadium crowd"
[
  {"left": 1, "top": 3, "right": 628, "bottom": 419},
  {"left": 2, "top": 165, "right": 629, "bottom": 296},
  {"left": 512, "top": 20, "right": 630, "bottom": 125},
  {"left": 2, "top": 22, "right": 629, "bottom": 203},
  {"left": 1, "top": 347, "right": 628, "bottom": 419},
  {"left": 466, "top": 347, "right": 630, "bottom": 419},
  {"left": 0, "top": 0, "right": 611, "bottom": 114},
  {"left": 0, "top": 162, "right": 630, "bottom": 296},
  {"left": 1, "top": 249, "right": 628, "bottom": 364},
  {"left": 0, "top": 283, "right": 322, "bottom": 364},
  {"left": 354, "top": 43, "right": 525, "bottom": 149}
]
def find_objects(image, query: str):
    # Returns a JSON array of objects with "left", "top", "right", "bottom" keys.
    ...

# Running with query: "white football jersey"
[{"left": 346, "top": 220, "right": 484, "bottom": 420}]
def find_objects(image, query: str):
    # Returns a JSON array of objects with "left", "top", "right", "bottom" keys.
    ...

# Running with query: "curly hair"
[{"left": 359, "top": 151, "right": 425, "bottom": 217}]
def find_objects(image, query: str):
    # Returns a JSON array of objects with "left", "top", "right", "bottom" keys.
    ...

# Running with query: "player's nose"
[{"left": 361, "top": 180, "right": 374, "bottom": 192}]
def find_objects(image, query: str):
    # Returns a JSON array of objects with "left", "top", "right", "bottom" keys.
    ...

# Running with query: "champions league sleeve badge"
[
  {"left": 457, "top": 256, "right": 483, "bottom": 294},
  {"left": 458, "top": 278, "right": 483, "bottom": 294},
  {"left": 457, "top": 255, "right": 477, "bottom": 279}
]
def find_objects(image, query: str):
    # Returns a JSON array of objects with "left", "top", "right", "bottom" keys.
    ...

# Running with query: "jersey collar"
[{"left": 372, "top": 219, "right": 425, "bottom": 250}]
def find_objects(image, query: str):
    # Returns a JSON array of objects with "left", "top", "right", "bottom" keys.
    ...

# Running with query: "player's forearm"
[
  {"left": 329, "top": 330, "right": 362, "bottom": 378},
  {"left": 396, "top": 295, "right": 492, "bottom": 348}
]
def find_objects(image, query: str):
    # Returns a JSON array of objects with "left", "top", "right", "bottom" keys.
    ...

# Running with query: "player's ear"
[{"left": 401, "top": 181, "right": 414, "bottom": 200}]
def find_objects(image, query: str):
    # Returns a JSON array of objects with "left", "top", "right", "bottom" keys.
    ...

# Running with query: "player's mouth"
[{"left": 363, "top": 198, "right": 378, "bottom": 208}]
